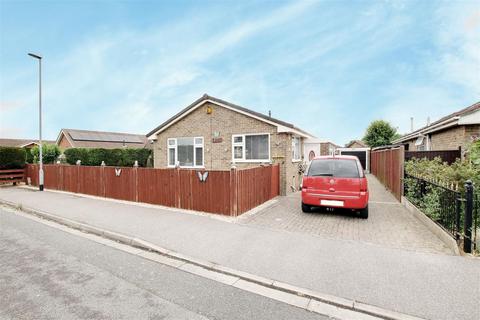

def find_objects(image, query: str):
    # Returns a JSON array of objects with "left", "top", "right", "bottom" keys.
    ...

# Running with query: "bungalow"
[
  {"left": 392, "top": 102, "right": 480, "bottom": 154},
  {"left": 56, "top": 128, "right": 149, "bottom": 150},
  {"left": 146, "top": 94, "right": 314, "bottom": 195}
]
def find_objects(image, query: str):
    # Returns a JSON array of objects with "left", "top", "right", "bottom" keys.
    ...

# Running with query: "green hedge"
[
  {"left": 31, "top": 144, "right": 61, "bottom": 164},
  {"left": 0, "top": 147, "right": 26, "bottom": 169},
  {"left": 64, "top": 148, "right": 151, "bottom": 167}
]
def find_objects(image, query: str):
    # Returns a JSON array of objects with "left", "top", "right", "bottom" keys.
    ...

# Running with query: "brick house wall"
[
  {"left": 403, "top": 124, "right": 479, "bottom": 152},
  {"left": 57, "top": 135, "right": 72, "bottom": 149},
  {"left": 152, "top": 102, "right": 304, "bottom": 195}
]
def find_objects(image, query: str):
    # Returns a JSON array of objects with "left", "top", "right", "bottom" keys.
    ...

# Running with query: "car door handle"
[{"left": 329, "top": 188, "right": 335, "bottom": 192}]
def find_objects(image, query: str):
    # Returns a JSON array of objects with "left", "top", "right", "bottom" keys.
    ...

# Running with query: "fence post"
[
  {"left": 175, "top": 167, "right": 180, "bottom": 208},
  {"left": 133, "top": 162, "right": 139, "bottom": 203},
  {"left": 455, "top": 196, "right": 462, "bottom": 241},
  {"left": 230, "top": 166, "right": 237, "bottom": 216},
  {"left": 464, "top": 180, "right": 473, "bottom": 253}
]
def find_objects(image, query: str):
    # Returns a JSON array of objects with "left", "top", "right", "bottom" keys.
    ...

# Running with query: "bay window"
[
  {"left": 167, "top": 137, "right": 204, "bottom": 167},
  {"left": 232, "top": 133, "right": 270, "bottom": 162}
]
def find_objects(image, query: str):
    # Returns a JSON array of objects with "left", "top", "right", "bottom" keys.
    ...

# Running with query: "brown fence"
[
  {"left": 370, "top": 147, "right": 404, "bottom": 201},
  {"left": 0, "top": 169, "right": 25, "bottom": 185},
  {"left": 25, "top": 164, "right": 280, "bottom": 216},
  {"left": 405, "top": 149, "right": 461, "bottom": 165}
]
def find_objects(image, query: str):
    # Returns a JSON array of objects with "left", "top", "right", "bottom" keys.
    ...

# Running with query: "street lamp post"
[{"left": 28, "top": 53, "right": 44, "bottom": 191}]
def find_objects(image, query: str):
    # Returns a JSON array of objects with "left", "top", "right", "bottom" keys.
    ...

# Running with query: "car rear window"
[{"left": 307, "top": 159, "right": 360, "bottom": 178}]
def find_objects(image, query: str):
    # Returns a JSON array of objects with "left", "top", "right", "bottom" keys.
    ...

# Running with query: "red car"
[{"left": 301, "top": 155, "right": 369, "bottom": 218}]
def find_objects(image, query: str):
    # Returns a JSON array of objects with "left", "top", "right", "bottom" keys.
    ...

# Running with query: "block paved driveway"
[{"left": 239, "top": 174, "right": 453, "bottom": 255}]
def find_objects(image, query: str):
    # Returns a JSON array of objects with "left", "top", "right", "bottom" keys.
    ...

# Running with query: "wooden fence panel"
[
  {"left": 137, "top": 168, "right": 177, "bottom": 207},
  {"left": 191, "top": 170, "right": 231, "bottom": 215},
  {"left": 370, "top": 147, "right": 404, "bottom": 201},
  {"left": 405, "top": 149, "right": 460, "bottom": 165},
  {"left": 104, "top": 167, "right": 135, "bottom": 201},
  {"left": 78, "top": 166, "right": 104, "bottom": 197},
  {"left": 24, "top": 164, "right": 279, "bottom": 216}
]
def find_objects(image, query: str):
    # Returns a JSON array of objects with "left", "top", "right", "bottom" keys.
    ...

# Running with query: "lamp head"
[{"left": 28, "top": 53, "right": 42, "bottom": 59}]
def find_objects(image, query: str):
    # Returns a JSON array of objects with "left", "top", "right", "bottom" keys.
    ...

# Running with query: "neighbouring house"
[
  {"left": 146, "top": 94, "right": 314, "bottom": 195},
  {"left": 56, "top": 128, "right": 149, "bottom": 150},
  {"left": 392, "top": 102, "right": 480, "bottom": 154},
  {"left": 0, "top": 138, "right": 55, "bottom": 148},
  {"left": 345, "top": 140, "right": 367, "bottom": 148},
  {"left": 303, "top": 138, "right": 339, "bottom": 161}
]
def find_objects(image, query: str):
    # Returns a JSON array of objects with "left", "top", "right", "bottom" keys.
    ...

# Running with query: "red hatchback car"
[{"left": 301, "top": 155, "right": 369, "bottom": 218}]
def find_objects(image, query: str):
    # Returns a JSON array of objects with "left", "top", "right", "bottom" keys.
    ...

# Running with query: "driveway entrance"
[{"left": 239, "top": 175, "right": 453, "bottom": 254}]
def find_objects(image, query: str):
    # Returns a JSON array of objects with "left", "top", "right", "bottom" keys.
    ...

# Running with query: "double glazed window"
[
  {"left": 168, "top": 137, "right": 204, "bottom": 167},
  {"left": 292, "top": 136, "right": 301, "bottom": 161},
  {"left": 232, "top": 134, "right": 269, "bottom": 162}
]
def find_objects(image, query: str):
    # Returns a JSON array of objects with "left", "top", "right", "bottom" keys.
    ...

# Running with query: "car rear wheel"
[
  {"left": 359, "top": 205, "right": 368, "bottom": 219},
  {"left": 301, "top": 203, "right": 312, "bottom": 213}
]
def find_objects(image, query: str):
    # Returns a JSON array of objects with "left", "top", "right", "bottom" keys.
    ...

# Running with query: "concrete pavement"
[
  {"left": 0, "top": 208, "right": 331, "bottom": 320},
  {"left": 0, "top": 186, "right": 479, "bottom": 320}
]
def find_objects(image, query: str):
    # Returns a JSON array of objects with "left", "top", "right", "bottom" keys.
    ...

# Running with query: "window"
[
  {"left": 167, "top": 137, "right": 204, "bottom": 167},
  {"left": 307, "top": 159, "right": 360, "bottom": 178},
  {"left": 232, "top": 134, "right": 269, "bottom": 162},
  {"left": 292, "top": 136, "right": 301, "bottom": 161}
]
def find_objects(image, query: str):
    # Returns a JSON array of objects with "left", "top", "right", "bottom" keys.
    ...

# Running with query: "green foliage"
[
  {"left": 31, "top": 144, "right": 61, "bottom": 164},
  {"left": 0, "top": 147, "right": 26, "bottom": 169},
  {"left": 24, "top": 147, "right": 34, "bottom": 164},
  {"left": 63, "top": 148, "right": 151, "bottom": 167},
  {"left": 468, "top": 140, "right": 480, "bottom": 166},
  {"left": 421, "top": 185, "right": 442, "bottom": 220},
  {"left": 363, "top": 120, "right": 398, "bottom": 148}
]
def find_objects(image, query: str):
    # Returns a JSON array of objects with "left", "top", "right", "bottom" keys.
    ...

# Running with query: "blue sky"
[{"left": 1, "top": 0, "right": 479, "bottom": 145}]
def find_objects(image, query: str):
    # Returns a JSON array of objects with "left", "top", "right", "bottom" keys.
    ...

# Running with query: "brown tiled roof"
[
  {"left": 147, "top": 94, "right": 314, "bottom": 138},
  {"left": 345, "top": 140, "right": 367, "bottom": 148},
  {"left": 59, "top": 129, "right": 149, "bottom": 149},
  {"left": 0, "top": 138, "right": 55, "bottom": 147}
]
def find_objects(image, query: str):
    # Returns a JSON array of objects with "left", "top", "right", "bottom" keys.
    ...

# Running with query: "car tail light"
[{"left": 360, "top": 178, "right": 368, "bottom": 192}]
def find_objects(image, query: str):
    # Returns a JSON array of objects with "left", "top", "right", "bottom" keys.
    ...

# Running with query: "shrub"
[
  {"left": 31, "top": 144, "right": 61, "bottom": 164},
  {"left": 64, "top": 148, "right": 90, "bottom": 165},
  {"left": 63, "top": 148, "right": 151, "bottom": 167},
  {"left": 24, "top": 147, "right": 34, "bottom": 164},
  {"left": 0, "top": 147, "right": 26, "bottom": 169}
]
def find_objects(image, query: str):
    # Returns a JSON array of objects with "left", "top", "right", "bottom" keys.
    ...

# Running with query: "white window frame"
[
  {"left": 231, "top": 133, "right": 271, "bottom": 163},
  {"left": 292, "top": 136, "right": 301, "bottom": 162},
  {"left": 167, "top": 136, "right": 204, "bottom": 168}
]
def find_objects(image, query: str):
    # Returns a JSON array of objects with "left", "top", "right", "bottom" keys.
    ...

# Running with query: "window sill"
[{"left": 292, "top": 159, "right": 302, "bottom": 163}]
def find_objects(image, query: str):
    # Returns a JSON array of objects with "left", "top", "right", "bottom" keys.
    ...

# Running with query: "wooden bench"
[{"left": 0, "top": 169, "right": 25, "bottom": 185}]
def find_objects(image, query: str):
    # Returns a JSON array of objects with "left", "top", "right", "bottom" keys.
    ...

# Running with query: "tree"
[
  {"left": 363, "top": 120, "right": 398, "bottom": 148},
  {"left": 31, "top": 144, "right": 61, "bottom": 164}
]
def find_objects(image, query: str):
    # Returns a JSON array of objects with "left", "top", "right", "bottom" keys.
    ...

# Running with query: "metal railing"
[{"left": 404, "top": 174, "right": 478, "bottom": 253}]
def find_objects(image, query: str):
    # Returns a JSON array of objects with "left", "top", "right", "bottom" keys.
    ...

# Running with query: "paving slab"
[{"left": 239, "top": 175, "right": 453, "bottom": 254}]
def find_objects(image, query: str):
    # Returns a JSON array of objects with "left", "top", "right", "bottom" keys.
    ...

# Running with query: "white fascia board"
[
  {"left": 18, "top": 142, "right": 39, "bottom": 148},
  {"left": 458, "top": 110, "right": 480, "bottom": 125},
  {"left": 55, "top": 129, "right": 75, "bottom": 146}
]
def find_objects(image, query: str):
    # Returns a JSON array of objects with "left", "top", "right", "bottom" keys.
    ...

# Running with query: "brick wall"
[
  {"left": 57, "top": 135, "right": 72, "bottom": 150},
  {"left": 152, "top": 102, "right": 304, "bottom": 195},
  {"left": 429, "top": 126, "right": 465, "bottom": 150}
]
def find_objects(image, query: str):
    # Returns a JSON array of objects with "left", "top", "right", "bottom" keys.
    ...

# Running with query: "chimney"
[
  {"left": 410, "top": 117, "right": 414, "bottom": 132},
  {"left": 427, "top": 117, "right": 430, "bottom": 126},
  {"left": 268, "top": 110, "right": 271, "bottom": 118}
]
